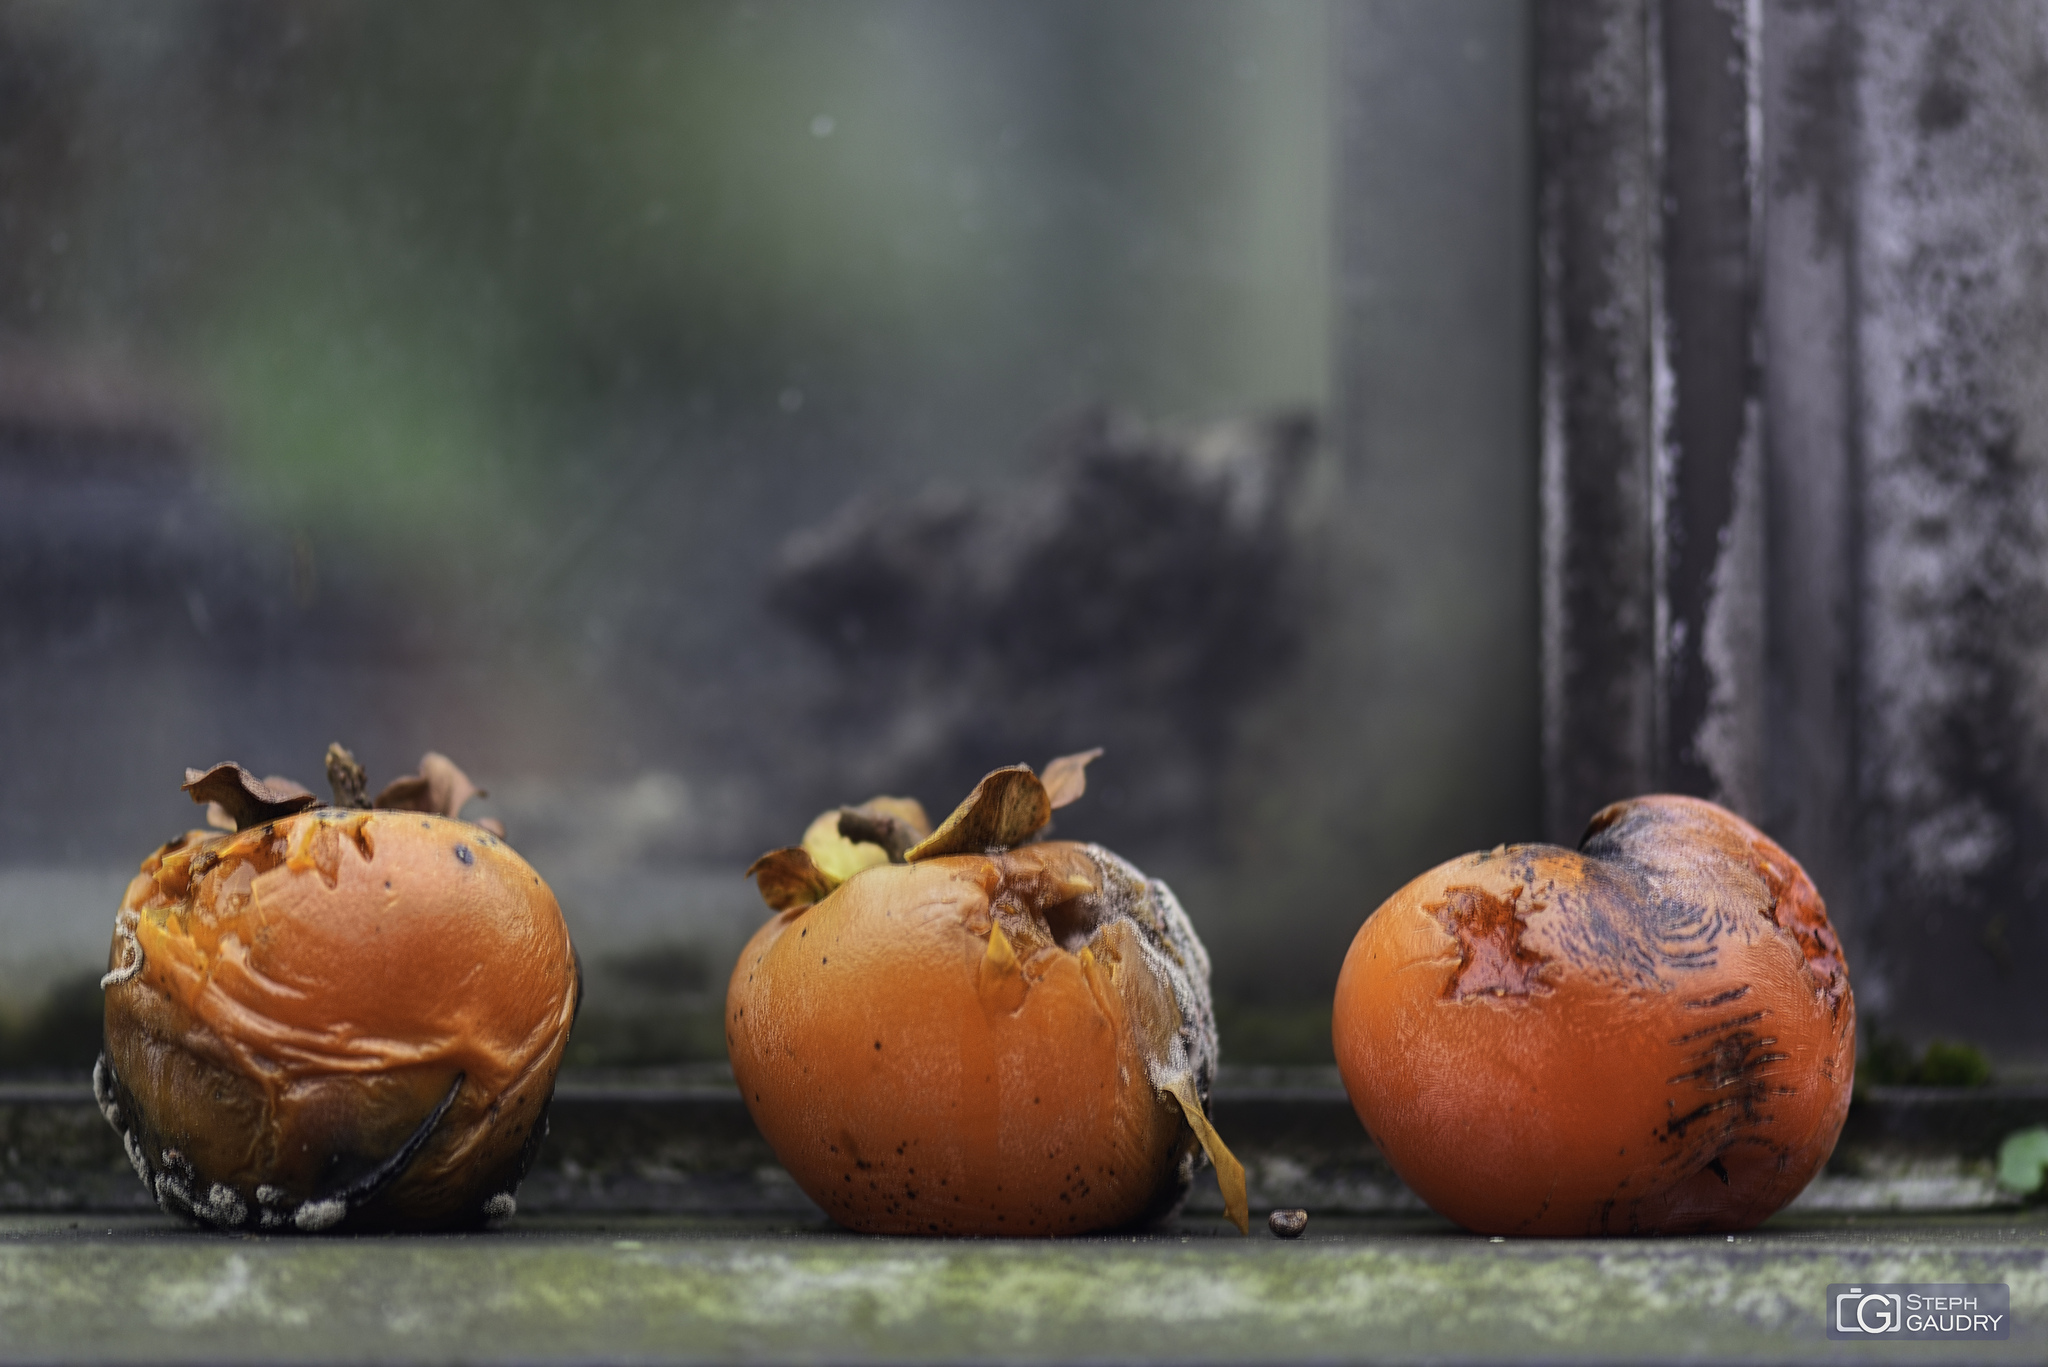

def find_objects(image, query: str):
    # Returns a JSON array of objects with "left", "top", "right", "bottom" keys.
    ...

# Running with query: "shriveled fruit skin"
[
  {"left": 727, "top": 842, "right": 1213, "bottom": 1236},
  {"left": 100, "top": 809, "right": 577, "bottom": 1233},
  {"left": 1334, "top": 795, "right": 1854, "bottom": 1237}
]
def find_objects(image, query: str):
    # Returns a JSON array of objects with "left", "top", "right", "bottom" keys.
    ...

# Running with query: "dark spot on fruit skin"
[
  {"left": 874, "top": 1041, "right": 882, "bottom": 1050},
  {"left": 454, "top": 845, "right": 473, "bottom": 866},
  {"left": 1686, "top": 985, "right": 1751, "bottom": 1010},
  {"left": 1669, "top": 1010, "right": 1766, "bottom": 1046}
]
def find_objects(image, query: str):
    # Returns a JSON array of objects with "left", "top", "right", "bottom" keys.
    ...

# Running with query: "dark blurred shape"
[
  {"left": 601, "top": 943, "right": 713, "bottom": 998},
  {"left": 0, "top": 349, "right": 439, "bottom": 861},
  {"left": 0, "top": 971, "right": 103, "bottom": 1074},
  {"left": 560, "top": 944, "right": 725, "bottom": 1067},
  {"left": 1213, "top": 1000, "right": 1334, "bottom": 1067},
  {"left": 0, "top": 352, "right": 227, "bottom": 666},
  {"left": 769, "top": 408, "right": 1316, "bottom": 853}
]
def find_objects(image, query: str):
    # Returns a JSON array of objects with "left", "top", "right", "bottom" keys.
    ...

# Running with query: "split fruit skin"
[
  {"left": 100, "top": 809, "right": 578, "bottom": 1233},
  {"left": 728, "top": 841, "right": 1222, "bottom": 1236},
  {"left": 1333, "top": 794, "right": 1854, "bottom": 1237}
]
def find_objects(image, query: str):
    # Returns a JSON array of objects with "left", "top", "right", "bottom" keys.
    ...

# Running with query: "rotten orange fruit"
[
  {"left": 728, "top": 751, "right": 1248, "bottom": 1236},
  {"left": 97, "top": 747, "right": 578, "bottom": 1233},
  {"left": 1333, "top": 794, "right": 1853, "bottom": 1236}
]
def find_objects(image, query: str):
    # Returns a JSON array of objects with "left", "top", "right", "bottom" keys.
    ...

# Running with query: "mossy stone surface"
[{"left": 0, "top": 1211, "right": 2043, "bottom": 1363}]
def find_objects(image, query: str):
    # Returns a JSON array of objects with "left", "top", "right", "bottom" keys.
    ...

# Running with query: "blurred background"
[{"left": 0, "top": 0, "right": 1541, "bottom": 1071}]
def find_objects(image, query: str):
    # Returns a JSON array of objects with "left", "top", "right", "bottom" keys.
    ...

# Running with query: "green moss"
[{"left": 0, "top": 1211, "right": 2043, "bottom": 1362}]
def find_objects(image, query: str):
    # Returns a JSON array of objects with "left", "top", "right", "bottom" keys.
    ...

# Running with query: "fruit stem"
[{"left": 326, "top": 744, "right": 372, "bottom": 809}]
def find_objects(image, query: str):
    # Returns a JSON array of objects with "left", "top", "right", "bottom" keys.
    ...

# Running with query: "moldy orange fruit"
[
  {"left": 1334, "top": 794, "right": 1853, "bottom": 1236},
  {"left": 97, "top": 747, "right": 578, "bottom": 1233},
  {"left": 728, "top": 751, "right": 1247, "bottom": 1236}
]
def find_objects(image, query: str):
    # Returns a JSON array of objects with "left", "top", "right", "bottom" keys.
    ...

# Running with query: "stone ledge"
[
  {"left": 3, "top": 1073, "right": 2043, "bottom": 1217},
  {"left": 0, "top": 1209, "right": 2041, "bottom": 1364}
]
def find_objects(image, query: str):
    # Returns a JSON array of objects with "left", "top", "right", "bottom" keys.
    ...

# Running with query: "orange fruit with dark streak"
[
  {"left": 1333, "top": 794, "right": 1853, "bottom": 1236},
  {"left": 98, "top": 753, "right": 578, "bottom": 1233},
  {"left": 728, "top": 753, "right": 1247, "bottom": 1236}
]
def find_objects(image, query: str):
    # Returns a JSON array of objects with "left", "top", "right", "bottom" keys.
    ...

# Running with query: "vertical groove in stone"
[
  {"left": 1537, "top": 0, "right": 1659, "bottom": 841},
  {"left": 1760, "top": 0, "right": 1865, "bottom": 1004},
  {"left": 1538, "top": 0, "right": 1764, "bottom": 837},
  {"left": 1657, "top": 0, "right": 1765, "bottom": 815}
]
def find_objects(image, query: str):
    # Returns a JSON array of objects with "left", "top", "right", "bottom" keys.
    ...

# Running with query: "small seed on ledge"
[{"left": 1268, "top": 1208, "right": 1309, "bottom": 1239}]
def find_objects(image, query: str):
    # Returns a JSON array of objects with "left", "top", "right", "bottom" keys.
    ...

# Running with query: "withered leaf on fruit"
[
  {"left": 99, "top": 747, "right": 576, "bottom": 1234},
  {"left": 731, "top": 750, "right": 1248, "bottom": 1236},
  {"left": 179, "top": 764, "right": 318, "bottom": 831}
]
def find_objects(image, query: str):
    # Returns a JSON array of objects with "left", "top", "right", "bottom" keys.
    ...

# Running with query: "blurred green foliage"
[
  {"left": 1999, "top": 1127, "right": 2048, "bottom": 1197},
  {"left": 1862, "top": 1033, "right": 1994, "bottom": 1089},
  {"left": 5, "top": 1, "right": 1330, "bottom": 571}
]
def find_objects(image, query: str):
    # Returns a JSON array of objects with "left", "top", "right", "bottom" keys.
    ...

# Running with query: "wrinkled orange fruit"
[
  {"left": 1334, "top": 795, "right": 1853, "bottom": 1236},
  {"left": 728, "top": 753, "right": 1247, "bottom": 1236},
  {"left": 98, "top": 751, "right": 577, "bottom": 1233}
]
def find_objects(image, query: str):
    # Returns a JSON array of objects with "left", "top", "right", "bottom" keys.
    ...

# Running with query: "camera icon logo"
[
  {"left": 1835, "top": 1287, "right": 1904, "bottom": 1334},
  {"left": 1825, "top": 1282, "right": 2008, "bottom": 1340}
]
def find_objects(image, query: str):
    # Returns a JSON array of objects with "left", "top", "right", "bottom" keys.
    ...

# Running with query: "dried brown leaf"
[
  {"left": 373, "top": 775, "right": 432, "bottom": 812},
  {"left": 420, "top": 752, "right": 485, "bottom": 819},
  {"left": 1040, "top": 748, "right": 1103, "bottom": 810},
  {"left": 904, "top": 766, "right": 1052, "bottom": 862},
  {"left": 181, "top": 763, "right": 319, "bottom": 831},
  {"left": 373, "top": 752, "right": 487, "bottom": 820},
  {"left": 746, "top": 846, "right": 839, "bottom": 912}
]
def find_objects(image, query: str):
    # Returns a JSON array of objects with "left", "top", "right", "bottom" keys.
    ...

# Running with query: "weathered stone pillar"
[
  {"left": 1544, "top": 0, "right": 2048, "bottom": 1067},
  {"left": 1842, "top": 5, "right": 2048, "bottom": 1056}
]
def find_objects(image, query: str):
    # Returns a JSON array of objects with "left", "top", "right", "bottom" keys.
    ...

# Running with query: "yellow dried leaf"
[{"left": 1161, "top": 1073, "right": 1248, "bottom": 1235}]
